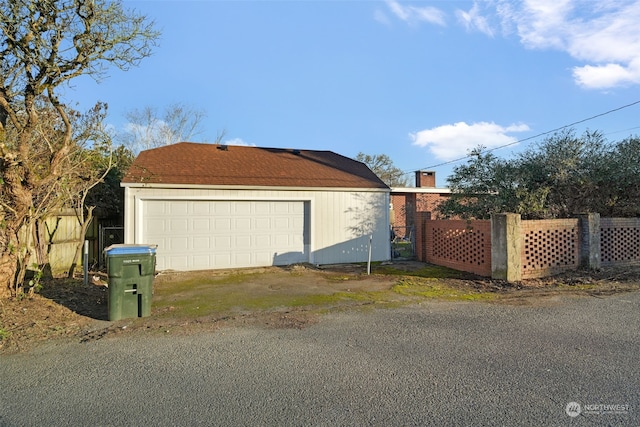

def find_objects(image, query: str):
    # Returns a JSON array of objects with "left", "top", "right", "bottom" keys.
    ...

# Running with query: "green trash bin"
[{"left": 105, "top": 244, "right": 157, "bottom": 321}]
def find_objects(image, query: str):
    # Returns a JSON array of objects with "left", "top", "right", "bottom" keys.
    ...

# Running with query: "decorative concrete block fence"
[{"left": 415, "top": 213, "right": 640, "bottom": 283}]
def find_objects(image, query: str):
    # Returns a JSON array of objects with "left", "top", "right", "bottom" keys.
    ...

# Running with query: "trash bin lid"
[{"left": 104, "top": 244, "right": 157, "bottom": 256}]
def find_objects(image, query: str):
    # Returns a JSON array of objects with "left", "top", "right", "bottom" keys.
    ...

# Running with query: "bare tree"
[
  {"left": 121, "top": 103, "right": 213, "bottom": 153},
  {"left": 0, "top": 0, "right": 159, "bottom": 296},
  {"left": 63, "top": 104, "right": 116, "bottom": 278},
  {"left": 355, "top": 152, "right": 409, "bottom": 187}
]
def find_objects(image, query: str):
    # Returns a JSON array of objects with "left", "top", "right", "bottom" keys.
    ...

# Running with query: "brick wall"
[
  {"left": 600, "top": 217, "right": 640, "bottom": 266},
  {"left": 414, "top": 212, "right": 430, "bottom": 262},
  {"left": 424, "top": 219, "right": 491, "bottom": 277},
  {"left": 390, "top": 194, "right": 411, "bottom": 229},
  {"left": 415, "top": 214, "right": 639, "bottom": 281},
  {"left": 390, "top": 193, "right": 449, "bottom": 229},
  {"left": 416, "top": 194, "right": 447, "bottom": 216},
  {"left": 520, "top": 218, "right": 580, "bottom": 279}
]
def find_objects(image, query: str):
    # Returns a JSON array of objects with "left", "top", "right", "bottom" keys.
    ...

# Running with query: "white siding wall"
[{"left": 124, "top": 186, "right": 390, "bottom": 269}]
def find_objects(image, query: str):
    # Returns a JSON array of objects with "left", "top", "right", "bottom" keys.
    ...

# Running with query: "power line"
[
  {"left": 604, "top": 125, "right": 640, "bottom": 136},
  {"left": 408, "top": 99, "right": 640, "bottom": 173}
]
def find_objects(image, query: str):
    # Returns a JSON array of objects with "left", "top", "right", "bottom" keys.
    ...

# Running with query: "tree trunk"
[
  {"left": 0, "top": 227, "right": 30, "bottom": 297},
  {"left": 16, "top": 219, "right": 34, "bottom": 293},
  {"left": 0, "top": 252, "right": 17, "bottom": 298},
  {"left": 33, "top": 218, "right": 52, "bottom": 279},
  {"left": 1, "top": 159, "right": 35, "bottom": 295}
]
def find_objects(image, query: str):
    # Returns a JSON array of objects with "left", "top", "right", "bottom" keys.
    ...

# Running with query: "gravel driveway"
[{"left": 1, "top": 292, "right": 638, "bottom": 426}]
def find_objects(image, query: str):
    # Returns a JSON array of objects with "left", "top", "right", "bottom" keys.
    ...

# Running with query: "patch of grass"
[
  {"left": 373, "top": 264, "right": 475, "bottom": 279},
  {"left": 332, "top": 290, "right": 401, "bottom": 304},
  {"left": 392, "top": 278, "right": 495, "bottom": 301},
  {"left": 166, "top": 272, "right": 259, "bottom": 287},
  {"left": 154, "top": 288, "right": 349, "bottom": 319},
  {"left": 324, "top": 274, "right": 361, "bottom": 282}
]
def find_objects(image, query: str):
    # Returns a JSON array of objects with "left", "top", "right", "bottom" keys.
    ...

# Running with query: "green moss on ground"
[
  {"left": 152, "top": 267, "right": 494, "bottom": 320},
  {"left": 392, "top": 279, "right": 494, "bottom": 301},
  {"left": 373, "top": 264, "right": 475, "bottom": 279}
]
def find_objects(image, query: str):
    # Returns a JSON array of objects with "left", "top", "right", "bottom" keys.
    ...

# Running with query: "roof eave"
[
  {"left": 122, "top": 182, "right": 391, "bottom": 193},
  {"left": 391, "top": 187, "right": 451, "bottom": 194}
]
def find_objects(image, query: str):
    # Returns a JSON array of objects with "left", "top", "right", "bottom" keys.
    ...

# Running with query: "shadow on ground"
[{"left": 39, "top": 279, "right": 109, "bottom": 321}]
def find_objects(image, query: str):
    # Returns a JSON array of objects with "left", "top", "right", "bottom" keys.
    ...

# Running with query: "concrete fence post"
[
  {"left": 491, "top": 213, "right": 522, "bottom": 282},
  {"left": 578, "top": 213, "right": 601, "bottom": 270}
]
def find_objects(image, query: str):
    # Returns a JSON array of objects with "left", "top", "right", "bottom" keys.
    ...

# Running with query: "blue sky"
[{"left": 67, "top": 0, "right": 640, "bottom": 186}]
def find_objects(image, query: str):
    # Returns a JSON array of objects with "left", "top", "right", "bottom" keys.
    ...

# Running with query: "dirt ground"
[{"left": 1, "top": 261, "right": 639, "bottom": 354}]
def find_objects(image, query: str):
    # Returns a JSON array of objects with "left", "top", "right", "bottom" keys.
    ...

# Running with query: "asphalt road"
[{"left": 1, "top": 292, "right": 639, "bottom": 426}]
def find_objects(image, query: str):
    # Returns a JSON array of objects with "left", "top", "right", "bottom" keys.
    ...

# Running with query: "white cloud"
[
  {"left": 223, "top": 137, "right": 256, "bottom": 147},
  {"left": 411, "top": 121, "right": 530, "bottom": 161},
  {"left": 380, "top": 1, "right": 640, "bottom": 88},
  {"left": 501, "top": 0, "right": 575, "bottom": 50},
  {"left": 384, "top": 0, "right": 446, "bottom": 27},
  {"left": 493, "top": 0, "right": 640, "bottom": 89},
  {"left": 456, "top": 2, "right": 495, "bottom": 37},
  {"left": 573, "top": 61, "right": 640, "bottom": 89}
]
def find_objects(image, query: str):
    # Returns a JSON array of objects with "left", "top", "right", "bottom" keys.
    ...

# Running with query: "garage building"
[{"left": 121, "top": 143, "right": 391, "bottom": 271}]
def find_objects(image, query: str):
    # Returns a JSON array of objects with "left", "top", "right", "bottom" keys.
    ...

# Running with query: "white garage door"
[{"left": 142, "top": 200, "right": 308, "bottom": 271}]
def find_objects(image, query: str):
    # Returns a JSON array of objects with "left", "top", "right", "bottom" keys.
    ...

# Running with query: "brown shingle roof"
[{"left": 122, "top": 143, "right": 389, "bottom": 189}]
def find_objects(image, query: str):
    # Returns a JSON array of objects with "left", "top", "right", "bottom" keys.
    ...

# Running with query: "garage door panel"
[
  {"left": 256, "top": 218, "right": 270, "bottom": 228},
  {"left": 143, "top": 200, "right": 307, "bottom": 270},
  {"left": 254, "top": 251, "right": 272, "bottom": 265},
  {"left": 236, "top": 252, "right": 252, "bottom": 265},
  {"left": 192, "top": 255, "right": 211, "bottom": 269},
  {"left": 255, "top": 203, "right": 270, "bottom": 214},
  {"left": 234, "top": 218, "right": 251, "bottom": 229},
  {"left": 255, "top": 234, "right": 270, "bottom": 247},
  {"left": 273, "top": 217, "right": 289, "bottom": 229},
  {"left": 234, "top": 203, "right": 251, "bottom": 215},
  {"left": 169, "top": 237, "right": 189, "bottom": 251},
  {"left": 214, "top": 253, "right": 231, "bottom": 266},
  {"left": 147, "top": 219, "right": 166, "bottom": 232},
  {"left": 193, "top": 218, "right": 210, "bottom": 231},
  {"left": 236, "top": 235, "right": 251, "bottom": 248},
  {"left": 214, "top": 218, "right": 231, "bottom": 230},
  {"left": 193, "top": 203, "right": 211, "bottom": 215},
  {"left": 193, "top": 236, "right": 210, "bottom": 250},
  {"left": 214, "top": 235, "right": 231, "bottom": 249},
  {"left": 170, "top": 219, "right": 188, "bottom": 232},
  {"left": 146, "top": 202, "right": 167, "bottom": 215},
  {"left": 273, "top": 234, "right": 290, "bottom": 246},
  {"left": 214, "top": 202, "right": 231, "bottom": 214},
  {"left": 168, "top": 255, "right": 188, "bottom": 270},
  {"left": 170, "top": 203, "right": 189, "bottom": 215}
]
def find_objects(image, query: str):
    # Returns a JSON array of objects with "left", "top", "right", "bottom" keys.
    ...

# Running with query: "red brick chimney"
[{"left": 415, "top": 170, "right": 436, "bottom": 188}]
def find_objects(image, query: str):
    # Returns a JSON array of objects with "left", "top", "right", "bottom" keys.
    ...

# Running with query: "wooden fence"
[{"left": 26, "top": 211, "right": 121, "bottom": 277}]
